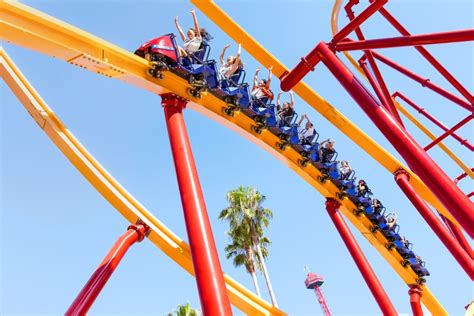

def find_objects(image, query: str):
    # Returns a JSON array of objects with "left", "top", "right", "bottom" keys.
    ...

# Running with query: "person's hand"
[
  {"left": 255, "top": 67, "right": 261, "bottom": 73},
  {"left": 175, "top": 16, "right": 179, "bottom": 23},
  {"left": 278, "top": 91, "right": 283, "bottom": 95},
  {"left": 224, "top": 44, "right": 231, "bottom": 49},
  {"left": 268, "top": 65, "right": 273, "bottom": 71},
  {"left": 190, "top": 9, "right": 196, "bottom": 14},
  {"left": 289, "top": 90, "right": 294, "bottom": 95}
]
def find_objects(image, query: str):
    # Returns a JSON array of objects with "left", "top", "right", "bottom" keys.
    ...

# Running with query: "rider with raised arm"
[
  {"left": 297, "top": 114, "right": 315, "bottom": 145},
  {"left": 276, "top": 90, "right": 295, "bottom": 124},
  {"left": 251, "top": 66, "right": 274, "bottom": 104},
  {"left": 174, "top": 9, "right": 202, "bottom": 57},
  {"left": 219, "top": 43, "right": 243, "bottom": 83}
]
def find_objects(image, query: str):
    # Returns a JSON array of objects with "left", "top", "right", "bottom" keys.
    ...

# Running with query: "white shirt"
[
  {"left": 299, "top": 126, "right": 314, "bottom": 140},
  {"left": 184, "top": 36, "right": 202, "bottom": 54}
]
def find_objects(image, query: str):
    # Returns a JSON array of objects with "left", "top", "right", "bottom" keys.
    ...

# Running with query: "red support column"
[
  {"left": 315, "top": 41, "right": 474, "bottom": 238},
  {"left": 394, "top": 170, "right": 473, "bottom": 279},
  {"left": 161, "top": 93, "right": 233, "bottom": 316},
  {"left": 335, "top": 29, "right": 474, "bottom": 51},
  {"left": 325, "top": 198, "right": 398, "bottom": 315},
  {"left": 66, "top": 224, "right": 149, "bottom": 316},
  {"left": 408, "top": 286, "right": 424, "bottom": 316}
]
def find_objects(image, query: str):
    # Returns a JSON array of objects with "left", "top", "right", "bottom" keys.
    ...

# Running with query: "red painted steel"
[
  {"left": 377, "top": 6, "right": 474, "bottom": 104},
  {"left": 346, "top": 4, "right": 403, "bottom": 125},
  {"left": 66, "top": 224, "right": 149, "bottom": 316},
  {"left": 440, "top": 214, "right": 473, "bottom": 258},
  {"left": 424, "top": 115, "right": 473, "bottom": 151},
  {"left": 332, "top": 0, "right": 387, "bottom": 44},
  {"left": 394, "top": 170, "right": 473, "bottom": 279},
  {"left": 373, "top": 52, "right": 473, "bottom": 112},
  {"left": 279, "top": 49, "right": 321, "bottom": 92},
  {"left": 408, "top": 286, "right": 424, "bottom": 316},
  {"left": 161, "top": 93, "right": 233, "bottom": 316},
  {"left": 335, "top": 29, "right": 474, "bottom": 51},
  {"left": 280, "top": 0, "right": 387, "bottom": 92},
  {"left": 393, "top": 92, "right": 473, "bottom": 151},
  {"left": 325, "top": 198, "right": 398, "bottom": 315},
  {"left": 315, "top": 41, "right": 474, "bottom": 238},
  {"left": 454, "top": 168, "right": 474, "bottom": 184}
]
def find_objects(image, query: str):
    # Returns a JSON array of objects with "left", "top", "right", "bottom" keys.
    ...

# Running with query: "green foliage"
[
  {"left": 219, "top": 186, "right": 273, "bottom": 272},
  {"left": 167, "top": 302, "right": 201, "bottom": 316}
]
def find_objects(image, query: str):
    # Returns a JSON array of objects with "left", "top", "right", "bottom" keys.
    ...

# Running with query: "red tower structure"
[{"left": 305, "top": 272, "right": 332, "bottom": 316}]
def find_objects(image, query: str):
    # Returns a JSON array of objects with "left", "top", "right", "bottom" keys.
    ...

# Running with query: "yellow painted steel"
[
  {"left": 0, "top": 48, "right": 284, "bottom": 316},
  {"left": 0, "top": 1, "right": 447, "bottom": 314},
  {"left": 330, "top": 0, "right": 473, "bottom": 180},
  {"left": 189, "top": 0, "right": 460, "bottom": 231}
]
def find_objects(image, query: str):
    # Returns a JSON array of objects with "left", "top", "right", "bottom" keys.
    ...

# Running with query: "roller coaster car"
[
  {"left": 292, "top": 129, "right": 319, "bottom": 154},
  {"left": 364, "top": 203, "right": 386, "bottom": 224},
  {"left": 211, "top": 67, "right": 250, "bottom": 108},
  {"left": 392, "top": 239, "right": 415, "bottom": 259},
  {"left": 380, "top": 222, "right": 401, "bottom": 242},
  {"left": 405, "top": 257, "right": 430, "bottom": 277},
  {"left": 135, "top": 33, "right": 216, "bottom": 97}
]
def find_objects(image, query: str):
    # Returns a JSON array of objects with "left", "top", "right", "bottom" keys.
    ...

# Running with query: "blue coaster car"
[
  {"left": 211, "top": 67, "right": 251, "bottom": 112},
  {"left": 393, "top": 239, "right": 415, "bottom": 259},
  {"left": 363, "top": 203, "right": 385, "bottom": 224},
  {"left": 292, "top": 129, "right": 319, "bottom": 154},
  {"left": 313, "top": 151, "right": 338, "bottom": 172},
  {"left": 380, "top": 222, "right": 401, "bottom": 242},
  {"left": 405, "top": 257, "right": 430, "bottom": 277}
]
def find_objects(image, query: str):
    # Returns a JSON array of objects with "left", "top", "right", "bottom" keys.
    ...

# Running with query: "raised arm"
[
  {"left": 289, "top": 90, "right": 294, "bottom": 107},
  {"left": 190, "top": 9, "right": 201, "bottom": 38},
  {"left": 175, "top": 16, "right": 186, "bottom": 41},
  {"left": 266, "top": 66, "right": 273, "bottom": 88},
  {"left": 253, "top": 67, "right": 260, "bottom": 90},
  {"left": 220, "top": 44, "right": 230, "bottom": 64},
  {"left": 276, "top": 91, "right": 283, "bottom": 108},
  {"left": 229, "top": 44, "right": 242, "bottom": 73},
  {"left": 297, "top": 113, "right": 306, "bottom": 126}
]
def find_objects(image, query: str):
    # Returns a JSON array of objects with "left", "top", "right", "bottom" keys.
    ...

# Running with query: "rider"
[
  {"left": 319, "top": 139, "right": 336, "bottom": 164},
  {"left": 219, "top": 43, "right": 243, "bottom": 85},
  {"left": 296, "top": 114, "right": 315, "bottom": 145},
  {"left": 175, "top": 9, "right": 205, "bottom": 58},
  {"left": 276, "top": 90, "right": 295, "bottom": 124},
  {"left": 251, "top": 66, "right": 274, "bottom": 105},
  {"left": 339, "top": 160, "right": 352, "bottom": 180}
]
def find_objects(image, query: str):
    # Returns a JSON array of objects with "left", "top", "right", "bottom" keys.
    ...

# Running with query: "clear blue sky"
[{"left": 1, "top": 1, "right": 472, "bottom": 315}]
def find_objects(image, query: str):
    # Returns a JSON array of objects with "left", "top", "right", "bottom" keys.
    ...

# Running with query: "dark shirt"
[{"left": 320, "top": 147, "right": 335, "bottom": 163}]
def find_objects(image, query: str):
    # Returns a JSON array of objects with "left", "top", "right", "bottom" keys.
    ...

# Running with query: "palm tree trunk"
[
  {"left": 246, "top": 246, "right": 261, "bottom": 297},
  {"left": 250, "top": 270, "right": 262, "bottom": 297},
  {"left": 255, "top": 242, "right": 278, "bottom": 307}
]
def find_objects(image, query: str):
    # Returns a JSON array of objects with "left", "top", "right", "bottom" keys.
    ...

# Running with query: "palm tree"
[
  {"left": 219, "top": 186, "right": 278, "bottom": 307},
  {"left": 167, "top": 302, "right": 200, "bottom": 316},
  {"left": 224, "top": 223, "right": 262, "bottom": 297}
]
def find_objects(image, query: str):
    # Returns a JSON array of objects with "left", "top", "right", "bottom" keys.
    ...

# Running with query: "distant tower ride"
[{"left": 305, "top": 272, "right": 332, "bottom": 316}]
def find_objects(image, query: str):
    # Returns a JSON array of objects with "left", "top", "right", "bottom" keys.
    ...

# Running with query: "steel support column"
[
  {"left": 66, "top": 224, "right": 149, "bottom": 315},
  {"left": 161, "top": 93, "right": 233, "bottom": 316},
  {"left": 394, "top": 170, "right": 473, "bottom": 279},
  {"left": 409, "top": 286, "right": 424, "bottom": 316},
  {"left": 325, "top": 198, "right": 397, "bottom": 315},
  {"left": 315, "top": 41, "right": 474, "bottom": 238}
]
